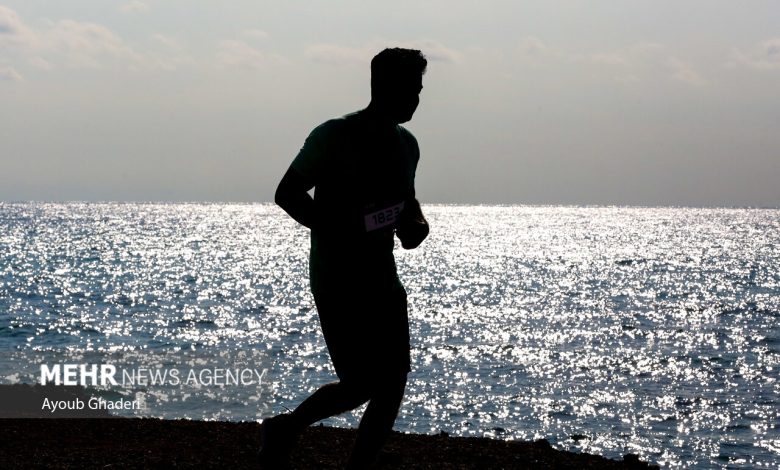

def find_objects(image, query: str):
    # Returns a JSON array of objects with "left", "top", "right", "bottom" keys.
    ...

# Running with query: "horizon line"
[{"left": 1, "top": 200, "right": 778, "bottom": 210}]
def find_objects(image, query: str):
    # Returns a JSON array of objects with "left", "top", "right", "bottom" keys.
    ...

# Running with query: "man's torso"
[{"left": 291, "top": 110, "right": 419, "bottom": 295}]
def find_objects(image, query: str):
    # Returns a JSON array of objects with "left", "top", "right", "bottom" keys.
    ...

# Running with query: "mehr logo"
[{"left": 40, "top": 364, "right": 118, "bottom": 386}]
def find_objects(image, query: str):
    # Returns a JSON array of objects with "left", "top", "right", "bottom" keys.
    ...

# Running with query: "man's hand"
[{"left": 396, "top": 198, "right": 429, "bottom": 249}]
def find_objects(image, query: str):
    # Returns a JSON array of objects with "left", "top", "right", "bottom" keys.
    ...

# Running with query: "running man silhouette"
[{"left": 263, "top": 48, "right": 429, "bottom": 469}]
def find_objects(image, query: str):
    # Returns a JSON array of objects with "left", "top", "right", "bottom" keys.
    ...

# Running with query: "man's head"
[{"left": 370, "top": 48, "right": 427, "bottom": 124}]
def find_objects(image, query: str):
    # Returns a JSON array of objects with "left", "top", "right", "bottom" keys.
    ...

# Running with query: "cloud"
[
  {"left": 731, "top": 38, "right": 780, "bottom": 70},
  {"left": 0, "top": 6, "right": 195, "bottom": 72},
  {"left": 0, "top": 65, "right": 23, "bottom": 81},
  {"left": 0, "top": 5, "right": 36, "bottom": 48},
  {"left": 27, "top": 56, "right": 52, "bottom": 70},
  {"left": 217, "top": 39, "right": 285, "bottom": 70},
  {"left": 510, "top": 38, "right": 708, "bottom": 86},
  {"left": 119, "top": 1, "right": 149, "bottom": 14},
  {"left": 215, "top": 28, "right": 287, "bottom": 70},
  {"left": 666, "top": 57, "right": 706, "bottom": 86},
  {"left": 241, "top": 29, "right": 269, "bottom": 40},
  {"left": 305, "top": 43, "right": 371, "bottom": 65},
  {"left": 402, "top": 39, "right": 461, "bottom": 63},
  {"left": 517, "top": 36, "right": 553, "bottom": 58},
  {"left": 589, "top": 53, "right": 629, "bottom": 67},
  {"left": 577, "top": 42, "right": 663, "bottom": 67},
  {"left": 513, "top": 36, "right": 567, "bottom": 69},
  {"left": 145, "top": 34, "right": 194, "bottom": 70},
  {"left": 44, "top": 19, "right": 141, "bottom": 68},
  {"left": 0, "top": 6, "right": 140, "bottom": 69},
  {"left": 305, "top": 39, "right": 461, "bottom": 65},
  {"left": 575, "top": 42, "right": 705, "bottom": 86},
  {"left": 152, "top": 33, "right": 183, "bottom": 52}
]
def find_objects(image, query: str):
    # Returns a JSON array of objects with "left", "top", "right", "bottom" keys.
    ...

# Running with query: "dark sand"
[{"left": 0, "top": 418, "right": 660, "bottom": 469}]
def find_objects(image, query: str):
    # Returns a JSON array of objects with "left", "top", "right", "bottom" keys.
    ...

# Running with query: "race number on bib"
[{"left": 364, "top": 201, "right": 405, "bottom": 232}]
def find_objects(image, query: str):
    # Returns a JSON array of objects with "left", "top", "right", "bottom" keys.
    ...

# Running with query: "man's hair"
[{"left": 371, "top": 48, "right": 427, "bottom": 93}]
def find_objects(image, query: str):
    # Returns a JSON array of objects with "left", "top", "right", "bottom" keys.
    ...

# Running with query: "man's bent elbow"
[
  {"left": 274, "top": 183, "right": 287, "bottom": 209},
  {"left": 274, "top": 172, "right": 296, "bottom": 210},
  {"left": 275, "top": 167, "right": 311, "bottom": 208}
]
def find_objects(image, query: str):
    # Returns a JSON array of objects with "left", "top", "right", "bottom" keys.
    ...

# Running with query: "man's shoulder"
[
  {"left": 397, "top": 125, "right": 420, "bottom": 162},
  {"left": 397, "top": 125, "right": 418, "bottom": 145},
  {"left": 314, "top": 110, "right": 365, "bottom": 131},
  {"left": 310, "top": 116, "right": 349, "bottom": 138}
]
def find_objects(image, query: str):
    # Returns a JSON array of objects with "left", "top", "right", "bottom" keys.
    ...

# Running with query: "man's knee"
[
  {"left": 336, "top": 379, "right": 372, "bottom": 406},
  {"left": 380, "top": 370, "right": 408, "bottom": 399},
  {"left": 340, "top": 370, "right": 407, "bottom": 401}
]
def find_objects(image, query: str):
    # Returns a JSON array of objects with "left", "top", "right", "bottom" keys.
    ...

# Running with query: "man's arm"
[
  {"left": 396, "top": 197, "right": 429, "bottom": 249},
  {"left": 274, "top": 166, "right": 317, "bottom": 230}
]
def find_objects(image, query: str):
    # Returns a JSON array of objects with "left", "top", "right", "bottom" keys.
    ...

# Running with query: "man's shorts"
[{"left": 313, "top": 285, "right": 410, "bottom": 383}]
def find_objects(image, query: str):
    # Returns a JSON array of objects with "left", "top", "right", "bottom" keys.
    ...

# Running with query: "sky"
[{"left": 1, "top": 1, "right": 779, "bottom": 206}]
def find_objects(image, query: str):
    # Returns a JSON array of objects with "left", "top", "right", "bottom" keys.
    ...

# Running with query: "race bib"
[{"left": 364, "top": 201, "right": 405, "bottom": 232}]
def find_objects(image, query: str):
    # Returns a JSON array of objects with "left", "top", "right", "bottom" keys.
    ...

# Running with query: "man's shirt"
[{"left": 291, "top": 109, "right": 420, "bottom": 295}]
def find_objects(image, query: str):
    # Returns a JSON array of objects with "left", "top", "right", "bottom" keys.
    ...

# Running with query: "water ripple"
[{"left": 1, "top": 203, "right": 778, "bottom": 469}]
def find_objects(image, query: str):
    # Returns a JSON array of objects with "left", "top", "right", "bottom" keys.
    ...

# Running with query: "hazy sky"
[{"left": 1, "top": 1, "right": 778, "bottom": 206}]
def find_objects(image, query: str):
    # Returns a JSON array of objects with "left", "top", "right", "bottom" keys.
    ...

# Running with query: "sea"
[{"left": 0, "top": 202, "right": 778, "bottom": 469}]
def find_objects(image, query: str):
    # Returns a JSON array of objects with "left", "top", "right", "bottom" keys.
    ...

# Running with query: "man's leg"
[
  {"left": 346, "top": 371, "right": 408, "bottom": 470},
  {"left": 259, "top": 380, "right": 370, "bottom": 467},
  {"left": 281, "top": 291, "right": 374, "bottom": 430},
  {"left": 345, "top": 287, "right": 410, "bottom": 468},
  {"left": 261, "top": 288, "right": 409, "bottom": 466},
  {"left": 288, "top": 379, "right": 371, "bottom": 430}
]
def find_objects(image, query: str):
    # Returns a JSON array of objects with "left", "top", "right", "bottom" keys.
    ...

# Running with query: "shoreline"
[{"left": 0, "top": 417, "right": 660, "bottom": 469}]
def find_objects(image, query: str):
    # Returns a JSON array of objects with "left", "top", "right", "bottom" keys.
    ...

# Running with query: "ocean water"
[{"left": 0, "top": 202, "right": 778, "bottom": 468}]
